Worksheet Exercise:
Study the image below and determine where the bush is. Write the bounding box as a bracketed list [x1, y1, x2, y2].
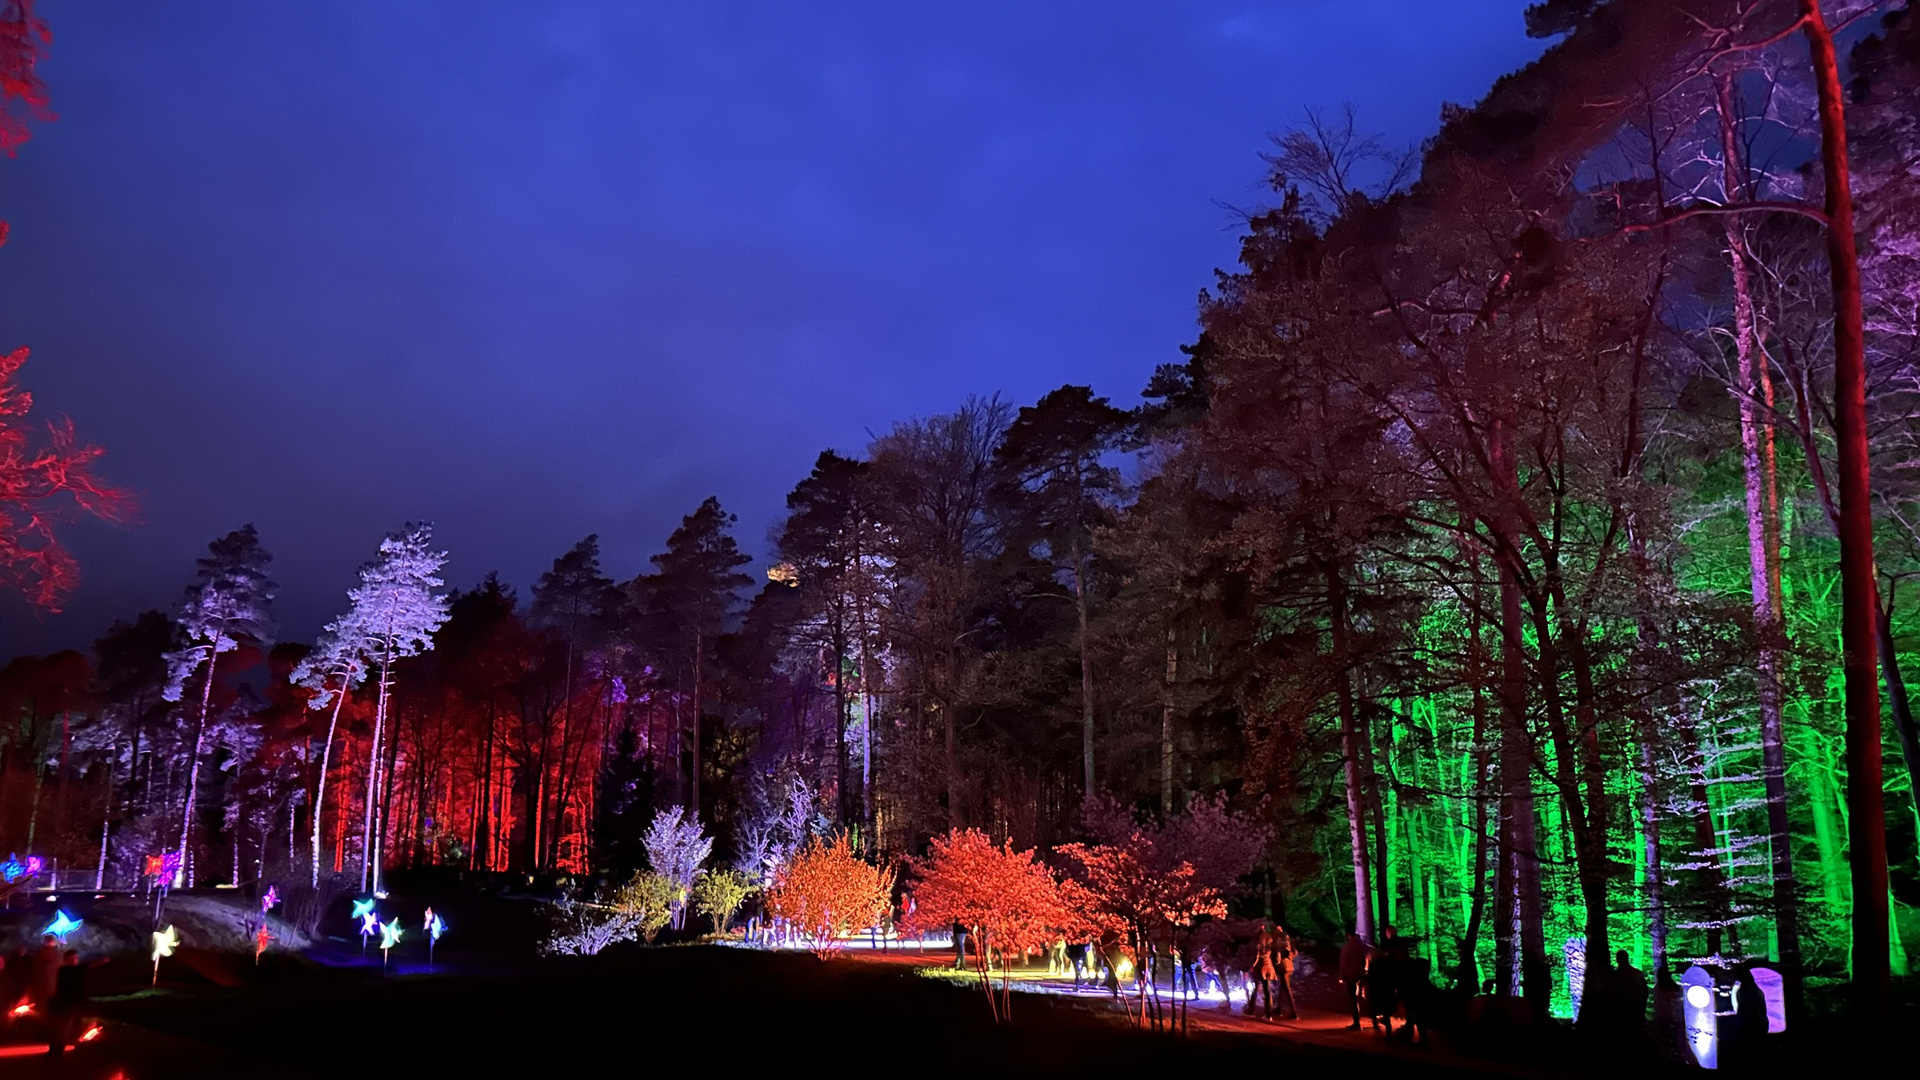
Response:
[692, 868, 756, 934]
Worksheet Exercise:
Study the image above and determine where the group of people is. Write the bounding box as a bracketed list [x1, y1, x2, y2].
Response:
[1338, 925, 1434, 1040]
[1, 933, 96, 1054]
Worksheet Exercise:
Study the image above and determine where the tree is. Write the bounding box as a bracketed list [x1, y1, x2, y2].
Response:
[635, 497, 752, 818]
[777, 451, 887, 838]
[306, 524, 448, 893]
[289, 623, 368, 887]
[994, 386, 1130, 799]
[764, 834, 894, 954]
[530, 535, 617, 869]
[904, 827, 1076, 1022]
[691, 867, 755, 934]
[642, 803, 711, 929]
[163, 526, 275, 887]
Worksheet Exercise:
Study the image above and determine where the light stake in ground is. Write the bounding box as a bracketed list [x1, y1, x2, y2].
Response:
[43, 909, 82, 944]
[425, 908, 445, 967]
[151, 925, 179, 987]
[379, 918, 403, 969]
[255, 923, 271, 965]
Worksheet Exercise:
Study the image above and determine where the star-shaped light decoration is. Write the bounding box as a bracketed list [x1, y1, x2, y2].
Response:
[255, 923, 272, 964]
[361, 912, 378, 937]
[425, 909, 446, 966]
[379, 917, 403, 969]
[350, 897, 376, 921]
[262, 885, 280, 913]
[151, 924, 180, 986]
[43, 909, 83, 943]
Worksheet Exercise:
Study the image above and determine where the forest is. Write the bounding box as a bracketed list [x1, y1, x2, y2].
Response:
[3, 0, 1920, 1029]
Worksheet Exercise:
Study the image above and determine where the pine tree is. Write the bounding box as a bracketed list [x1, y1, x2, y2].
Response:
[163, 525, 276, 887]
[300, 524, 448, 893]
[634, 497, 751, 819]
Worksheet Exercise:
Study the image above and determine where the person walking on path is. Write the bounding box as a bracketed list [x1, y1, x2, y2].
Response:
[1249, 927, 1280, 1020]
[1274, 927, 1299, 1020]
[1339, 931, 1371, 1030]
[47, 950, 92, 1056]
[950, 920, 969, 970]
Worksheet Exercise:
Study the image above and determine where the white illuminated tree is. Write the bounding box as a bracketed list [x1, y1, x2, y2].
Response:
[290, 625, 369, 886]
[311, 524, 449, 894]
[164, 525, 276, 887]
[643, 804, 712, 929]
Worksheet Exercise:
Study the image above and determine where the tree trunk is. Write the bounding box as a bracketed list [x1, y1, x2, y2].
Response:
[1801, 0, 1888, 1028]
[360, 656, 393, 893]
[1327, 565, 1375, 943]
[309, 685, 350, 887]
[1161, 627, 1177, 815]
[174, 647, 217, 888]
[691, 630, 703, 819]
[1717, 67, 1803, 1019]
[1074, 536, 1095, 800]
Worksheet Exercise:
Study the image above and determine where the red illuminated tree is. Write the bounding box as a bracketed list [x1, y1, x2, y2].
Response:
[0, 3, 128, 614]
[763, 833, 893, 955]
[903, 828, 1077, 1022]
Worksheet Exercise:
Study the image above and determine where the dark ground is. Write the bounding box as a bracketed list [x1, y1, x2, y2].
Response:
[0, 882, 1902, 1080]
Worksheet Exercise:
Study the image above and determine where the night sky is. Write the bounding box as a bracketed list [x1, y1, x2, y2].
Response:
[0, 1, 1547, 655]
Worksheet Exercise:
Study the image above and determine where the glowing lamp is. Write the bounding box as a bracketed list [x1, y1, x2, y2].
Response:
[1680, 964, 1718, 1070]
[10, 1002, 31, 1017]
[44, 910, 83, 943]
[79, 1025, 102, 1043]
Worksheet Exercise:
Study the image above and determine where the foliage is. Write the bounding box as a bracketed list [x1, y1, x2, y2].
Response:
[0, 348, 131, 612]
[643, 804, 712, 927]
[904, 828, 1079, 1021]
[691, 868, 756, 934]
[764, 834, 894, 954]
[614, 871, 678, 944]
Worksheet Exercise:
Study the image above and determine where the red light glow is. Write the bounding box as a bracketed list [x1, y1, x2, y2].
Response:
[80, 1024, 103, 1042]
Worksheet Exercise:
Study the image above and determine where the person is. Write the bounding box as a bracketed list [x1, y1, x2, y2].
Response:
[1613, 949, 1648, 1039]
[1338, 931, 1371, 1030]
[1273, 927, 1298, 1020]
[950, 920, 968, 970]
[1725, 966, 1770, 1070]
[1365, 937, 1401, 1037]
[28, 935, 60, 1007]
[47, 950, 89, 1056]
[1651, 962, 1683, 1055]
[1250, 927, 1280, 1020]
[1065, 941, 1090, 988]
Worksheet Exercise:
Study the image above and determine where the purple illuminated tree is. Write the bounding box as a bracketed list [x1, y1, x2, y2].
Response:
[642, 804, 711, 929]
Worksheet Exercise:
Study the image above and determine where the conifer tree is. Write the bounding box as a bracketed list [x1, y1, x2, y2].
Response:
[163, 525, 276, 886]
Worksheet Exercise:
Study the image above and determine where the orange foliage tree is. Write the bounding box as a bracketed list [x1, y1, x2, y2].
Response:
[764, 834, 893, 955]
[902, 828, 1079, 1022]
[1059, 833, 1225, 1027]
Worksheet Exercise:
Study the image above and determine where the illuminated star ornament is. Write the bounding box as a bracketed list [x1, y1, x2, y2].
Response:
[379, 918, 403, 968]
[262, 885, 280, 913]
[350, 897, 376, 921]
[255, 923, 272, 965]
[425, 908, 446, 966]
[151, 925, 180, 986]
[44, 909, 83, 943]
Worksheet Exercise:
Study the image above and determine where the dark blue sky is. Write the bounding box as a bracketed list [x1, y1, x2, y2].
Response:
[0, 1, 1547, 654]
